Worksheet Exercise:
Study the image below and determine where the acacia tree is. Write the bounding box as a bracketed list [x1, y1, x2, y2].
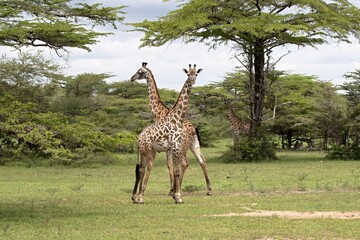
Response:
[341, 69, 360, 154]
[130, 0, 360, 138]
[268, 74, 320, 148]
[314, 81, 347, 150]
[0, 51, 65, 107]
[0, 0, 125, 54]
[343, 69, 360, 107]
[0, 1, 127, 161]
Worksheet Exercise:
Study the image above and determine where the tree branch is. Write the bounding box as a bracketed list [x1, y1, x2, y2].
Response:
[262, 94, 293, 122]
[270, 2, 293, 14]
[255, 0, 261, 13]
[269, 50, 291, 70]
[233, 54, 250, 71]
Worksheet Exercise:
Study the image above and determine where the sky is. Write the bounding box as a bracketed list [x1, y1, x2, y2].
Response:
[5, 0, 360, 91]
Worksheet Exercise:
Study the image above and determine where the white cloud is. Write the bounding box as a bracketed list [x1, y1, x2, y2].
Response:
[61, 31, 238, 90]
[274, 42, 360, 84]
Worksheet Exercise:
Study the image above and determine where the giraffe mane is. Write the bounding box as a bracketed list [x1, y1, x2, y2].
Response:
[146, 67, 170, 111]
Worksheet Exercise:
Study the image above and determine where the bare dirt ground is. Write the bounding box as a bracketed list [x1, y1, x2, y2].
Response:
[209, 210, 360, 219]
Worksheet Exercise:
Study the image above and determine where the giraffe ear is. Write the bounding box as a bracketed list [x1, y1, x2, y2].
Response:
[197, 68, 203, 73]
[183, 69, 188, 74]
[142, 62, 148, 67]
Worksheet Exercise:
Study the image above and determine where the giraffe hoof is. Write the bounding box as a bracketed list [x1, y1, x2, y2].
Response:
[131, 196, 138, 204]
[174, 195, 183, 204]
[206, 191, 213, 196]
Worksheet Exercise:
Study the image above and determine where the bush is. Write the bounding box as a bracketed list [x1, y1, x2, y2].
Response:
[326, 145, 360, 160]
[0, 97, 137, 164]
[222, 136, 277, 162]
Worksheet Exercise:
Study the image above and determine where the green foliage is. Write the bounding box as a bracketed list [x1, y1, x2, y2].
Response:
[0, 96, 137, 163]
[63, 73, 111, 98]
[268, 74, 325, 148]
[132, 0, 360, 48]
[0, 51, 64, 106]
[49, 95, 93, 116]
[222, 136, 277, 163]
[343, 69, 360, 105]
[0, 52, 154, 164]
[0, 0, 125, 53]
[313, 81, 348, 149]
[326, 145, 360, 161]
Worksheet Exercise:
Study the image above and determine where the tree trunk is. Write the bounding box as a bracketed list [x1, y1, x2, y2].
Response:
[249, 40, 265, 139]
[287, 131, 293, 149]
[281, 134, 285, 149]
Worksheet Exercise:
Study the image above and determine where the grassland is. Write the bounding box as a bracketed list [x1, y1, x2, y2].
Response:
[0, 139, 359, 239]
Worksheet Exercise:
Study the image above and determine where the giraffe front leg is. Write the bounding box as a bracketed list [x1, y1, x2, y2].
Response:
[142, 157, 155, 194]
[172, 153, 183, 204]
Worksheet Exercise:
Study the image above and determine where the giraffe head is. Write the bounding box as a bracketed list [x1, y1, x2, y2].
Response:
[183, 64, 202, 85]
[222, 96, 234, 110]
[130, 62, 150, 81]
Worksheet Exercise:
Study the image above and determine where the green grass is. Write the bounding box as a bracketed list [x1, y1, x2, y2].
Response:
[0, 139, 359, 239]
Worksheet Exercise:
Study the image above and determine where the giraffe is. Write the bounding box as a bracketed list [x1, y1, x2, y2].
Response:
[132, 64, 202, 204]
[130, 62, 212, 196]
[224, 98, 250, 154]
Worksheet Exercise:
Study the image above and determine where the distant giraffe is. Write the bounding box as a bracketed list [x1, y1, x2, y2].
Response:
[132, 64, 202, 204]
[130, 62, 212, 196]
[224, 98, 250, 153]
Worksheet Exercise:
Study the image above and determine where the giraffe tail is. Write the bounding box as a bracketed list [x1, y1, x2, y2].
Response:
[136, 143, 140, 165]
[136, 143, 141, 178]
[195, 127, 202, 146]
[135, 163, 140, 182]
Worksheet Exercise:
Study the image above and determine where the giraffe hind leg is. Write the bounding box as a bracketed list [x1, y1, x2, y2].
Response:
[135, 151, 156, 204]
[141, 157, 155, 196]
[190, 136, 212, 196]
[131, 161, 147, 204]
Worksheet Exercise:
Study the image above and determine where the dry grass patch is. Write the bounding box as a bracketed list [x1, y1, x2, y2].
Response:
[209, 210, 360, 219]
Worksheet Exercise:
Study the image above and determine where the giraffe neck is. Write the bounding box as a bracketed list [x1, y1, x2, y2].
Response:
[146, 69, 169, 121]
[168, 76, 193, 122]
[227, 109, 241, 126]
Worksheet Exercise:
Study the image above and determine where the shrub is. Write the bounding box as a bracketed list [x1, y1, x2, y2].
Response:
[0, 97, 137, 164]
[326, 145, 360, 160]
[222, 136, 277, 162]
